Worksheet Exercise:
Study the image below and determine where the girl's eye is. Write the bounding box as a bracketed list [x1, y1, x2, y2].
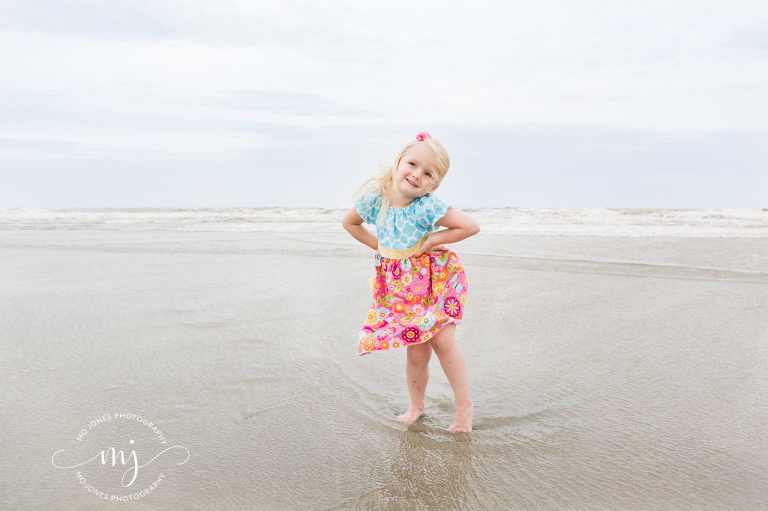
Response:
[425, 172, 432, 178]
[409, 162, 416, 167]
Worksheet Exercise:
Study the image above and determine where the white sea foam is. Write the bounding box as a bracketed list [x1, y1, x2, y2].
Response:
[0, 207, 766, 237]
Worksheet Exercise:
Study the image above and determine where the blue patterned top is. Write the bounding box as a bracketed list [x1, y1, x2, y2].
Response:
[355, 192, 451, 249]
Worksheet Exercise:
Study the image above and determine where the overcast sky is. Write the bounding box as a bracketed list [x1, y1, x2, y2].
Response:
[1, 0, 767, 208]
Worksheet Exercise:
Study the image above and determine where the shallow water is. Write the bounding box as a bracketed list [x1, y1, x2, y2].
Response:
[2, 228, 768, 510]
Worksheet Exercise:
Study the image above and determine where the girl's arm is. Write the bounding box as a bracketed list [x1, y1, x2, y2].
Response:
[415, 209, 480, 256]
[342, 207, 378, 251]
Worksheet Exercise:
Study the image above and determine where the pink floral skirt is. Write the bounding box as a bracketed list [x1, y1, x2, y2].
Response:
[357, 246, 468, 356]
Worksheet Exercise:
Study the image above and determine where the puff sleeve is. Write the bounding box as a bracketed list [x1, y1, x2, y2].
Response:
[414, 194, 450, 229]
[354, 193, 381, 225]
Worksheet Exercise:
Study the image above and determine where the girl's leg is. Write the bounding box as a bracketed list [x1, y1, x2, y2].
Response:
[429, 324, 473, 433]
[396, 341, 432, 424]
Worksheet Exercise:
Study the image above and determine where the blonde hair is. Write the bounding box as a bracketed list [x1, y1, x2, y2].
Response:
[352, 134, 450, 230]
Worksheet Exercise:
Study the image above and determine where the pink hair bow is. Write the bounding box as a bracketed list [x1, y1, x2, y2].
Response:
[415, 131, 432, 141]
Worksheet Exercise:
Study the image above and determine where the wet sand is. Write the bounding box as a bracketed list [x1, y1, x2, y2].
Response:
[2, 229, 768, 510]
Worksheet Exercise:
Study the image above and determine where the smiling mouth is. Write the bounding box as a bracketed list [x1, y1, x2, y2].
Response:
[406, 179, 418, 187]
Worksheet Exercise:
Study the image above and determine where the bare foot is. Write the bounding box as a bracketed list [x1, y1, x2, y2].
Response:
[396, 404, 424, 425]
[448, 401, 473, 433]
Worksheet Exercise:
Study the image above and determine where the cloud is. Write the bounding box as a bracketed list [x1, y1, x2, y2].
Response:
[0, 0, 381, 65]
[0, 0, 176, 39]
[2, 0, 768, 130]
[726, 25, 768, 51]
[191, 90, 377, 117]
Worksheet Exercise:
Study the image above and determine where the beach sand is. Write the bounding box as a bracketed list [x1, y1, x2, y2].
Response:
[2, 229, 768, 510]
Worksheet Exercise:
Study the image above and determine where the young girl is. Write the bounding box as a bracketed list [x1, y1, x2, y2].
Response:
[342, 131, 480, 434]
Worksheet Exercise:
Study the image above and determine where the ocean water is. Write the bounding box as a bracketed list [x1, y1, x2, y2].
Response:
[2, 210, 768, 510]
[1, 207, 767, 237]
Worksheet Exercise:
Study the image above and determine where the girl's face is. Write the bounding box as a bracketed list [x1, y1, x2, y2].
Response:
[392, 144, 440, 202]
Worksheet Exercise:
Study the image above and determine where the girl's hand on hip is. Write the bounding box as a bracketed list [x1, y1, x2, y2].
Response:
[414, 238, 445, 257]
